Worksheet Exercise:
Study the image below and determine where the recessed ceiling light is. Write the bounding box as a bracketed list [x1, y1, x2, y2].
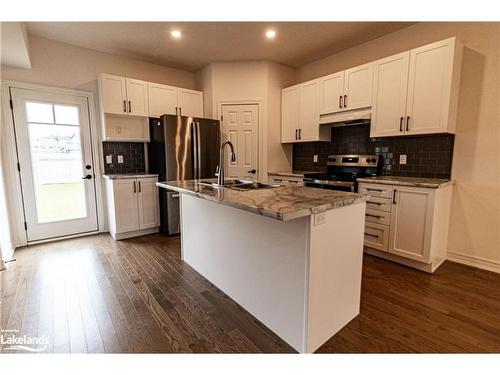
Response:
[265, 30, 276, 39]
[171, 30, 182, 39]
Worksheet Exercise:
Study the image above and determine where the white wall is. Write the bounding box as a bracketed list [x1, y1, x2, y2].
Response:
[295, 22, 500, 270]
[195, 60, 294, 178]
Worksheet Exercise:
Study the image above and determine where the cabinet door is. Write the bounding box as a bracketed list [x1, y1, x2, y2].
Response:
[319, 72, 344, 114]
[389, 187, 434, 262]
[148, 82, 178, 117]
[178, 88, 204, 117]
[298, 80, 321, 141]
[137, 178, 159, 229]
[126, 78, 149, 117]
[100, 74, 127, 115]
[344, 63, 373, 110]
[281, 86, 299, 143]
[405, 39, 455, 135]
[113, 179, 140, 233]
[370, 52, 410, 137]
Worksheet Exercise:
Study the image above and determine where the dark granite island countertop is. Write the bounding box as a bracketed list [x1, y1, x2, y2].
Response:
[157, 179, 366, 221]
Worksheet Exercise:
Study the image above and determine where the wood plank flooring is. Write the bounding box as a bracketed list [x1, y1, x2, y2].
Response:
[1, 233, 500, 353]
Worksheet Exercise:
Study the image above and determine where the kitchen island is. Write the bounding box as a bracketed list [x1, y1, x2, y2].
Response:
[157, 179, 366, 353]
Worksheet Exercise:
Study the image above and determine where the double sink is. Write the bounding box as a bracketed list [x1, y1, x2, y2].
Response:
[199, 179, 280, 191]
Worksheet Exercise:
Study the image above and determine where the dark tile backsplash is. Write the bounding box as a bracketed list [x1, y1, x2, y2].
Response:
[102, 142, 146, 174]
[293, 124, 454, 179]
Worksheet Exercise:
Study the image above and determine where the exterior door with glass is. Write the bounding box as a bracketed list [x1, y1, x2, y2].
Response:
[10, 88, 98, 242]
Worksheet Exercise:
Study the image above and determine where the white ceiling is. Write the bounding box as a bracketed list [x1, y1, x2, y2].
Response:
[26, 22, 414, 71]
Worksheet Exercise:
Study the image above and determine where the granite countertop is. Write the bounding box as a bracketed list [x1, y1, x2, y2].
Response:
[268, 171, 314, 178]
[157, 179, 366, 221]
[103, 173, 159, 180]
[357, 176, 453, 188]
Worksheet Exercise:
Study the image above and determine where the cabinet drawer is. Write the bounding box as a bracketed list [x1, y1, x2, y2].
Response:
[269, 175, 304, 186]
[365, 208, 391, 226]
[366, 196, 392, 212]
[364, 223, 389, 252]
[358, 183, 393, 198]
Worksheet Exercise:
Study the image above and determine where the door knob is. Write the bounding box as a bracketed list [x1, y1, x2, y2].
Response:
[82, 175, 92, 180]
[248, 169, 256, 174]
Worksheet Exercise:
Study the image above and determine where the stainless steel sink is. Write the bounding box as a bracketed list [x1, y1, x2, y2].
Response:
[228, 181, 280, 191]
[198, 179, 280, 190]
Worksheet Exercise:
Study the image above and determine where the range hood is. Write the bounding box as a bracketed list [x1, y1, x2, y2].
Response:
[319, 108, 371, 127]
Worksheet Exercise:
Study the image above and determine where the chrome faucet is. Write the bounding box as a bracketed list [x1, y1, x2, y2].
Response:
[216, 141, 236, 186]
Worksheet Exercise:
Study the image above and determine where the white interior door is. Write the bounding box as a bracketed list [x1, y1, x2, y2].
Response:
[10, 88, 99, 242]
[221, 104, 259, 180]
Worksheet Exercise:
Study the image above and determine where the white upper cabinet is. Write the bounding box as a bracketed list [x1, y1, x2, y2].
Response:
[177, 88, 204, 118]
[281, 81, 330, 143]
[371, 37, 462, 137]
[405, 37, 462, 135]
[319, 63, 373, 115]
[281, 85, 300, 143]
[148, 82, 178, 117]
[344, 63, 373, 110]
[100, 74, 127, 115]
[100, 74, 149, 117]
[125, 78, 149, 117]
[299, 80, 322, 141]
[370, 52, 410, 137]
[319, 72, 344, 114]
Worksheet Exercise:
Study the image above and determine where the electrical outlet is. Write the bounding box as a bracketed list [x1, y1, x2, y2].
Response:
[399, 154, 407, 165]
[313, 154, 318, 163]
[105, 155, 113, 164]
[314, 212, 327, 226]
[117, 155, 124, 164]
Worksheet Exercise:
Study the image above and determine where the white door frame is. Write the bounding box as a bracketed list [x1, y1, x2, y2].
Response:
[1, 80, 105, 247]
[217, 99, 264, 181]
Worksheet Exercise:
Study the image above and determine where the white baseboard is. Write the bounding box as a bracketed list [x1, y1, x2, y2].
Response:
[447, 251, 500, 274]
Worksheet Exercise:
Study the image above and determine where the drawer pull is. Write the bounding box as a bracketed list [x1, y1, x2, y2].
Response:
[366, 213, 382, 219]
[364, 232, 379, 239]
[366, 188, 384, 192]
[368, 201, 383, 206]
[393, 189, 397, 204]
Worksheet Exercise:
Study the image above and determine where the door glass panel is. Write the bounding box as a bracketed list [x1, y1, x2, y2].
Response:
[25, 101, 87, 223]
[26, 102, 54, 123]
[54, 104, 79, 125]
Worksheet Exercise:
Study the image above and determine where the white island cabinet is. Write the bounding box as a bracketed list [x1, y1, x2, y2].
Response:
[157, 180, 366, 353]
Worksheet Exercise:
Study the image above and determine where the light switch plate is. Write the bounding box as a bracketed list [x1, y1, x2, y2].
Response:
[314, 212, 327, 226]
[105, 155, 113, 164]
[399, 154, 407, 165]
[117, 155, 124, 164]
[313, 154, 318, 163]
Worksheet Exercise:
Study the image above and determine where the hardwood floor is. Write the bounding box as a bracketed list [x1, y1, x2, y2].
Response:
[1, 233, 499, 353]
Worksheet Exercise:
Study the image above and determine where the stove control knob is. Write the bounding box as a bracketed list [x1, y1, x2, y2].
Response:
[370, 158, 377, 163]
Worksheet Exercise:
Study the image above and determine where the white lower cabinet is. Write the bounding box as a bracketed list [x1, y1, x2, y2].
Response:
[359, 182, 452, 273]
[105, 176, 159, 240]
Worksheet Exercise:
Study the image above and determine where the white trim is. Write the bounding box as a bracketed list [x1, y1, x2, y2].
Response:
[26, 230, 101, 246]
[217, 99, 265, 181]
[447, 251, 500, 274]
[1, 80, 106, 248]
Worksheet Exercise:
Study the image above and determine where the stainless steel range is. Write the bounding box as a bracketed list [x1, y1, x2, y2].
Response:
[303, 154, 381, 192]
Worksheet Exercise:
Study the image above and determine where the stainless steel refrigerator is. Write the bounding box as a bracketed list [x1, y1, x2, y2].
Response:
[148, 115, 220, 235]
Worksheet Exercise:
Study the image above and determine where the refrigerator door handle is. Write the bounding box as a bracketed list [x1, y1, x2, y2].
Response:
[192, 121, 199, 180]
[196, 122, 202, 180]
